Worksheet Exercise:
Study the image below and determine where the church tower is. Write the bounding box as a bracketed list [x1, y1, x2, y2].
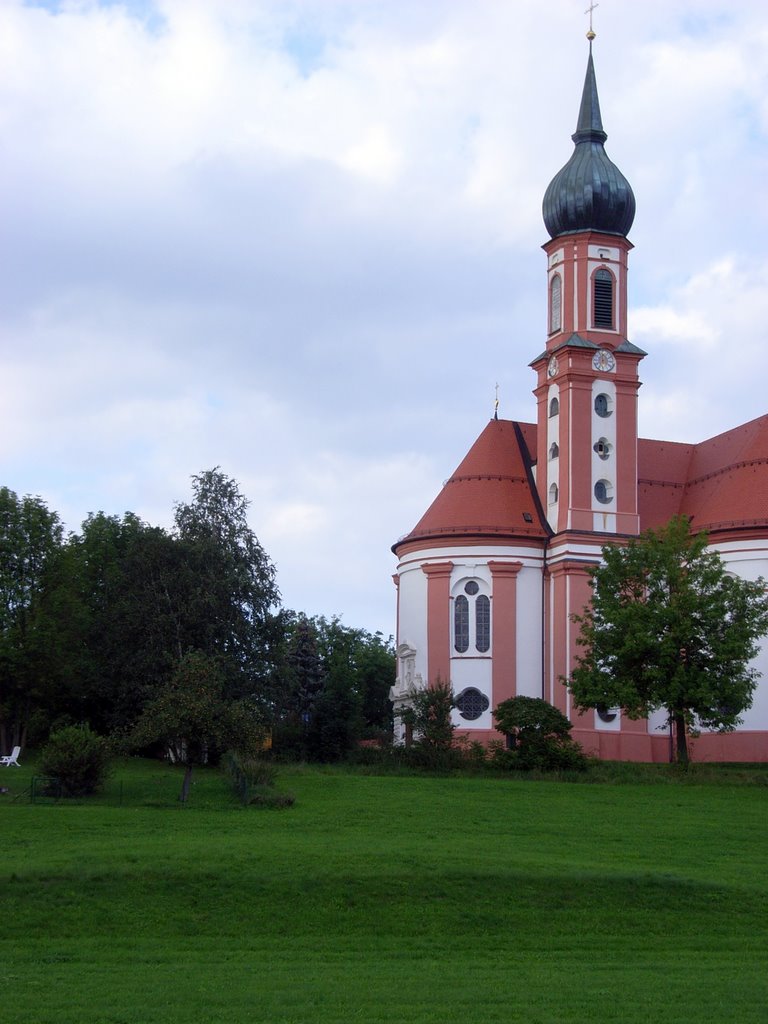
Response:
[532, 41, 644, 538]
[532, 38, 647, 731]
[391, 33, 768, 762]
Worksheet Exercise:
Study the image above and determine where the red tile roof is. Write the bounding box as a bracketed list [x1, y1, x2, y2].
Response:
[680, 414, 768, 533]
[638, 415, 768, 533]
[395, 413, 768, 555]
[393, 419, 548, 554]
[638, 438, 694, 530]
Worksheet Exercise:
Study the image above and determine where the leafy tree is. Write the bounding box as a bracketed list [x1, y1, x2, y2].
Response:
[132, 651, 267, 803]
[36, 514, 193, 735]
[0, 487, 63, 751]
[22, 472, 281, 741]
[494, 696, 586, 771]
[567, 516, 768, 765]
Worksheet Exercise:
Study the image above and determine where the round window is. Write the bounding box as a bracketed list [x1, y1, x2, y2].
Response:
[464, 581, 480, 596]
[594, 479, 613, 504]
[455, 687, 490, 721]
[594, 393, 613, 418]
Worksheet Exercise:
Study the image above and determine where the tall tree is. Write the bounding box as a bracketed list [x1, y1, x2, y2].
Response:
[567, 516, 768, 764]
[0, 487, 63, 752]
[173, 469, 280, 700]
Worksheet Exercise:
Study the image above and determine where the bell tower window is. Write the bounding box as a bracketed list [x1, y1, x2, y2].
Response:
[549, 397, 559, 417]
[593, 269, 614, 329]
[549, 273, 562, 333]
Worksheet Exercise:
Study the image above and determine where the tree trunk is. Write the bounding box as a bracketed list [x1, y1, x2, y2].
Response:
[673, 712, 689, 767]
[179, 763, 193, 803]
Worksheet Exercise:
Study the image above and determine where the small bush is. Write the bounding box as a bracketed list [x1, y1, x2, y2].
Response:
[494, 697, 587, 772]
[225, 751, 278, 787]
[224, 750, 295, 806]
[487, 740, 520, 771]
[39, 724, 111, 797]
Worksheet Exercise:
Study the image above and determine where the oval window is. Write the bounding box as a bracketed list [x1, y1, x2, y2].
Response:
[594, 393, 612, 418]
[594, 479, 613, 504]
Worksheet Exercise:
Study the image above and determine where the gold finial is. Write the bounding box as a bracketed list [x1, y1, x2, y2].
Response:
[585, 1, 598, 40]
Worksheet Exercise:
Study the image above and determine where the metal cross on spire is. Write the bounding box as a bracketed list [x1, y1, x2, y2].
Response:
[494, 382, 499, 421]
[585, 1, 598, 41]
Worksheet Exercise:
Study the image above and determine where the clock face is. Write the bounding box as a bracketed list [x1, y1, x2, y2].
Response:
[547, 355, 559, 378]
[592, 349, 616, 373]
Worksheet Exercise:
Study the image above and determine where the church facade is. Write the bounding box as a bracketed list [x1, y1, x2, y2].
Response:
[391, 44, 768, 762]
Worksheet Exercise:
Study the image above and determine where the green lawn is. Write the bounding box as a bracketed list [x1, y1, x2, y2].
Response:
[1, 759, 766, 1023]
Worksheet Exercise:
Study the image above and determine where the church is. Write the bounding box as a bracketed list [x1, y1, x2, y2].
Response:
[390, 39, 768, 762]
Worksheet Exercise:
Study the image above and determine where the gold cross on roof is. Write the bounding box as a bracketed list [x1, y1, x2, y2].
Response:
[585, 1, 598, 40]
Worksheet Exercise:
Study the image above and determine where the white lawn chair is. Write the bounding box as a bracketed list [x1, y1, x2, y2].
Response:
[0, 746, 21, 767]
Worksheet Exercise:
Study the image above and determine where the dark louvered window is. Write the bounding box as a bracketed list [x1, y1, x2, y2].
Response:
[549, 397, 559, 417]
[593, 269, 614, 328]
[475, 595, 490, 653]
[454, 595, 469, 653]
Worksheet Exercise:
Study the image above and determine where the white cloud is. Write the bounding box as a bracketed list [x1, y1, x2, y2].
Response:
[2, 0, 767, 632]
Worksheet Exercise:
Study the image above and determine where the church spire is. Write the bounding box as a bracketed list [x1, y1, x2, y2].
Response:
[542, 40, 635, 240]
[573, 46, 607, 144]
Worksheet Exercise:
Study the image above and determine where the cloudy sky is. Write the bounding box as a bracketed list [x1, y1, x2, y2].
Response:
[2, 0, 767, 635]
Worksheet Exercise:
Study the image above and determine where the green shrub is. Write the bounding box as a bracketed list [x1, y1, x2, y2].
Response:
[224, 751, 295, 806]
[493, 697, 588, 772]
[487, 739, 521, 771]
[39, 724, 111, 797]
[400, 679, 456, 762]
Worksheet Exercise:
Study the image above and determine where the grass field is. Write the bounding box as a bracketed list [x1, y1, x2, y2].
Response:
[1, 758, 766, 1023]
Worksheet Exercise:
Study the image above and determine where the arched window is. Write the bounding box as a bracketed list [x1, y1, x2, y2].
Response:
[549, 274, 562, 333]
[593, 269, 614, 329]
[453, 580, 491, 655]
[549, 397, 559, 417]
[454, 595, 469, 653]
[549, 483, 559, 504]
[549, 442, 559, 460]
[476, 595, 490, 653]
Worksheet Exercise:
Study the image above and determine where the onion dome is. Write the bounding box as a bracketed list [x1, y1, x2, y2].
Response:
[542, 46, 635, 239]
